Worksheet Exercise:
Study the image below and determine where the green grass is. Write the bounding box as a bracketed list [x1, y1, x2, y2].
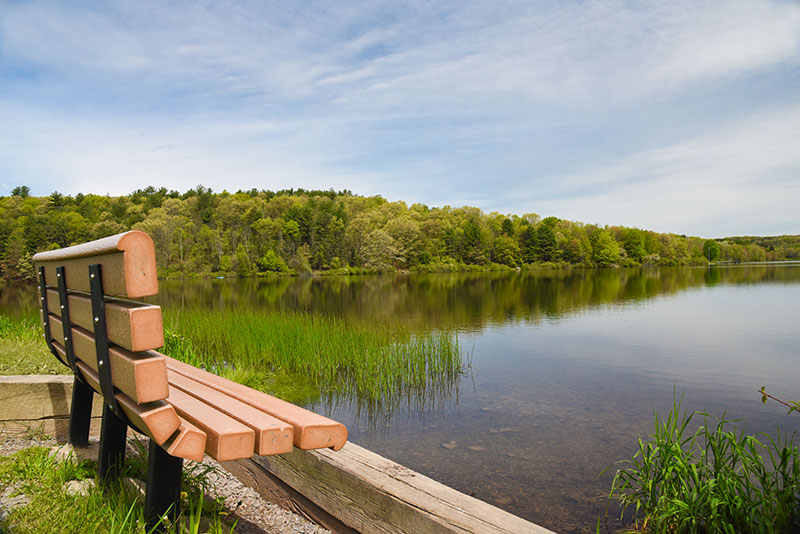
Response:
[606, 396, 800, 533]
[0, 312, 67, 375]
[0, 307, 468, 415]
[162, 308, 468, 411]
[0, 443, 236, 534]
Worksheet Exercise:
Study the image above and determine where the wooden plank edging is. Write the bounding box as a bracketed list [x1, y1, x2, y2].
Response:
[0, 375, 103, 439]
[226, 442, 555, 534]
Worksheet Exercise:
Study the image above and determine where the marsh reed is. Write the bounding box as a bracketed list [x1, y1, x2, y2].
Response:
[162, 308, 468, 410]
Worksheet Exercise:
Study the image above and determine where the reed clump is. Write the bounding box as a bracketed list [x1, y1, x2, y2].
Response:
[162, 308, 468, 409]
[607, 396, 800, 533]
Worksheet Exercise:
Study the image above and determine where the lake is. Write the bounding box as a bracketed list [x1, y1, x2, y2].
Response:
[4, 264, 800, 532]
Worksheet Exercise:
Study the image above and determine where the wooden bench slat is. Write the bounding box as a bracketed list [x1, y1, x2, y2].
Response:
[56, 352, 181, 445]
[163, 355, 347, 451]
[162, 418, 207, 462]
[33, 230, 158, 298]
[43, 288, 164, 352]
[167, 369, 294, 456]
[48, 315, 169, 404]
[167, 386, 256, 462]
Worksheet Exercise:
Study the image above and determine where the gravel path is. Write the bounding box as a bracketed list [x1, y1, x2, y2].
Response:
[0, 437, 331, 534]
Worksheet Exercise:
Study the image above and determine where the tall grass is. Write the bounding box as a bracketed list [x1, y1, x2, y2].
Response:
[607, 396, 800, 533]
[162, 308, 468, 415]
[0, 311, 66, 375]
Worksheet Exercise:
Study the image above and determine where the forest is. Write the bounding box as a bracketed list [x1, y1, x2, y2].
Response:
[1, 185, 798, 280]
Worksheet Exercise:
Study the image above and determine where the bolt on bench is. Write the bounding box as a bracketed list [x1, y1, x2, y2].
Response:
[32, 231, 347, 530]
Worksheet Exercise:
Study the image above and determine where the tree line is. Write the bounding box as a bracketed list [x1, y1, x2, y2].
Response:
[1, 185, 798, 280]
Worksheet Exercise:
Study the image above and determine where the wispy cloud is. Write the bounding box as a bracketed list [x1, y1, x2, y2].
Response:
[515, 103, 800, 237]
[1, 0, 798, 236]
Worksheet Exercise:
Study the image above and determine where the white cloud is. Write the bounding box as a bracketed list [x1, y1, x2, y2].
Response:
[1, 0, 798, 236]
[517, 103, 800, 237]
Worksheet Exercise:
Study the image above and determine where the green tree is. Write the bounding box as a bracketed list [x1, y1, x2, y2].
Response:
[258, 250, 289, 273]
[11, 185, 30, 198]
[361, 229, 397, 271]
[703, 239, 721, 262]
[591, 228, 620, 266]
[493, 235, 521, 267]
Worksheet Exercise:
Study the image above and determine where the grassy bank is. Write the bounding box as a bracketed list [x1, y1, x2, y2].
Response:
[0, 312, 65, 375]
[0, 443, 234, 534]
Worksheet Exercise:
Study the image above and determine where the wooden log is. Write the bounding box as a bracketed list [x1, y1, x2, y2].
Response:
[0, 375, 103, 440]
[44, 288, 164, 352]
[69, 356, 180, 445]
[33, 231, 158, 298]
[168, 370, 293, 456]
[237, 442, 555, 534]
[49, 315, 169, 404]
[163, 355, 347, 451]
[166, 386, 255, 462]
[161, 417, 207, 462]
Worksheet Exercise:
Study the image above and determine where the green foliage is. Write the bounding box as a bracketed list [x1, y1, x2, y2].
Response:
[0, 313, 66, 375]
[703, 239, 721, 262]
[607, 396, 800, 533]
[257, 250, 289, 273]
[161, 309, 468, 413]
[0, 186, 794, 280]
[591, 228, 621, 266]
[0, 445, 236, 534]
[759, 387, 800, 415]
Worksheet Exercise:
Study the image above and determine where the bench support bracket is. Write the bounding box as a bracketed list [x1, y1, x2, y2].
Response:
[145, 439, 183, 533]
[97, 403, 127, 483]
[69, 376, 94, 447]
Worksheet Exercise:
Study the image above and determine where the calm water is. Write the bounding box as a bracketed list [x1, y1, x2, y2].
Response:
[4, 265, 800, 532]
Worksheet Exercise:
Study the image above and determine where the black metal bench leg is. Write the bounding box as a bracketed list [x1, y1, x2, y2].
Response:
[68, 376, 94, 447]
[97, 403, 127, 483]
[145, 440, 183, 532]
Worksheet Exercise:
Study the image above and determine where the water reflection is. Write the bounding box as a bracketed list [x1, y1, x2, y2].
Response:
[143, 264, 800, 332]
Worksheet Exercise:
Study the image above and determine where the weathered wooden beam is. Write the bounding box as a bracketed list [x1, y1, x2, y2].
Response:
[44, 288, 164, 352]
[0, 375, 103, 439]
[163, 355, 347, 451]
[230, 442, 555, 534]
[168, 370, 293, 456]
[70, 356, 180, 446]
[167, 386, 255, 462]
[48, 316, 169, 403]
[33, 230, 158, 298]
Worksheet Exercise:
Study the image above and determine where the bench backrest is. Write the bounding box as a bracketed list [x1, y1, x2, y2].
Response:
[32, 231, 187, 450]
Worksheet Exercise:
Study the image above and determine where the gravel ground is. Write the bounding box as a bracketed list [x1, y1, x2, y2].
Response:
[0, 437, 331, 534]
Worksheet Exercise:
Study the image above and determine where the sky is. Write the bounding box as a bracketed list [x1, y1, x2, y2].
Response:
[1, 1, 799, 238]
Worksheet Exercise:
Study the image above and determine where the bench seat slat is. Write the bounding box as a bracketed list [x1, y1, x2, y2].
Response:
[56, 353, 181, 445]
[43, 288, 164, 352]
[161, 418, 207, 462]
[33, 230, 158, 298]
[167, 370, 293, 456]
[48, 315, 169, 404]
[163, 355, 347, 451]
[167, 386, 256, 462]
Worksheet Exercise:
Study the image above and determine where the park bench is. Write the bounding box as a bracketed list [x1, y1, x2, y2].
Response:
[32, 230, 347, 530]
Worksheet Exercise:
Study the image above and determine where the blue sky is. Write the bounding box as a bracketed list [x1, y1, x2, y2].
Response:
[1, 0, 799, 238]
